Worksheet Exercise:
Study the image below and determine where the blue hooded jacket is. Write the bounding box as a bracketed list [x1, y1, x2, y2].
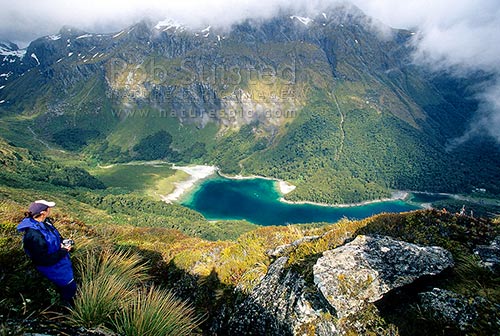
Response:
[17, 217, 74, 287]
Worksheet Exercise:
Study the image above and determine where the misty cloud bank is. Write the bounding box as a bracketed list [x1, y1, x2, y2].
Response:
[1, 0, 500, 145]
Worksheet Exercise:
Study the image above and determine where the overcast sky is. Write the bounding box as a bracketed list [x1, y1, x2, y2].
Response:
[1, 0, 500, 144]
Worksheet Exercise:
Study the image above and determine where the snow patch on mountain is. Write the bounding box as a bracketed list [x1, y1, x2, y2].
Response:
[3, 56, 17, 63]
[290, 16, 313, 26]
[202, 25, 211, 37]
[31, 53, 40, 65]
[113, 31, 125, 39]
[47, 34, 61, 41]
[155, 19, 184, 32]
[76, 34, 93, 39]
[0, 46, 26, 58]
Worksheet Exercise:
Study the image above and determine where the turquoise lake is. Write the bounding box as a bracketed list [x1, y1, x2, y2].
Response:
[182, 176, 421, 226]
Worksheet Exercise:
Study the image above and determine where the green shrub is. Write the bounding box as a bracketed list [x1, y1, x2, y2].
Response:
[112, 286, 201, 336]
[52, 128, 100, 150]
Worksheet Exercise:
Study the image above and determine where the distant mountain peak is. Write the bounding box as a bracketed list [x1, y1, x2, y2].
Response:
[0, 40, 25, 59]
[154, 18, 185, 32]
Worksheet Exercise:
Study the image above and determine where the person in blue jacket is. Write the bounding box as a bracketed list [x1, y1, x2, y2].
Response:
[17, 200, 77, 305]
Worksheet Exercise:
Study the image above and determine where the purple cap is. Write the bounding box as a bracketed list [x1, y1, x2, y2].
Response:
[28, 200, 56, 216]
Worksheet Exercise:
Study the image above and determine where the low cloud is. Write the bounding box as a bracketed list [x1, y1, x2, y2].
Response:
[353, 0, 500, 146]
[1, 0, 499, 145]
[0, 0, 317, 44]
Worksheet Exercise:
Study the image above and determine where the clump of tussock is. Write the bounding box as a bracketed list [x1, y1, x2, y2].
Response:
[69, 247, 200, 335]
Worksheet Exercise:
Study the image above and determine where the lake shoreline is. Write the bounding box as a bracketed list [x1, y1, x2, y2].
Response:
[279, 191, 410, 208]
[217, 171, 297, 195]
[163, 166, 415, 208]
[180, 170, 420, 225]
[160, 165, 218, 204]
[208, 170, 413, 208]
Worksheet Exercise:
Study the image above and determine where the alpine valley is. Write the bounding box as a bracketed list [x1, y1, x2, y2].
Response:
[2, 4, 500, 204]
[0, 4, 499, 336]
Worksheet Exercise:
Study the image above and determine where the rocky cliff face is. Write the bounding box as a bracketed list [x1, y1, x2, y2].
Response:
[0, 5, 439, 131]
[0, 41, 26, 84]
[418, 288, 498, 333]
[474, 235, 500, 272]
[226, 235, 454, 335]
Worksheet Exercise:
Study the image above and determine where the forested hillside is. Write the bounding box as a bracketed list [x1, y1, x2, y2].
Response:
[1, 5, 500, 203]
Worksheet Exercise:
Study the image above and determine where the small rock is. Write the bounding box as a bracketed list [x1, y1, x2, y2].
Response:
[474, 236, 500, 272]
[418, 288, 487, 332]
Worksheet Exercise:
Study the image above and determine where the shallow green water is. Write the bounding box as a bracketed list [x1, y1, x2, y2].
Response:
[182, 176, 421, 226]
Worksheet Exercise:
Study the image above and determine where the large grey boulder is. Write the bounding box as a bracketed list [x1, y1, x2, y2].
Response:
[313, 235, 454, 317]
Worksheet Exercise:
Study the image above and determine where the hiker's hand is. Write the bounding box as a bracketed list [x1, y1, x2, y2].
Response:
[61, 244, 73, 252]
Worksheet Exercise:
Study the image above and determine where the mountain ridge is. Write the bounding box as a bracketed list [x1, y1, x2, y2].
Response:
[1, 5, 500, 204]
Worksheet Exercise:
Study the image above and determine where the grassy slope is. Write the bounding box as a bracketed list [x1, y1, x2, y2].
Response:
[1, 191, 498, 334]
[90, 163, 184, 197]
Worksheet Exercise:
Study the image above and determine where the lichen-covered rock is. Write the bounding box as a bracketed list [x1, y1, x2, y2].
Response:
[474, 236, 500, 272]
[418, 288, 494, 332]
[227, 256, 337, 336]
[313, 235, 454, 318]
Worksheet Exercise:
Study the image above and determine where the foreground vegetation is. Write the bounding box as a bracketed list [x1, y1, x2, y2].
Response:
[1, 15, 500, 335]
[1, 189, 498, 335]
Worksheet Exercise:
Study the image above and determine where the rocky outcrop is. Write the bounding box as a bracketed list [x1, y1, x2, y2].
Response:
[226, 234, 454, 335]
[227, 256, 337, 336]
[418, 288, 499, 332]
[474, 235, 500, 272]
[313, 235, 454, 318]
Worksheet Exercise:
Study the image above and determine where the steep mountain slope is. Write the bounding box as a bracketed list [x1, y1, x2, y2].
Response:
[1, 5, 499, 203]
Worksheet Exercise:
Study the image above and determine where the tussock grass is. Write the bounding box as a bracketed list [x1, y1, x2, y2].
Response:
[69, 247, 200, 335]
[112, 286, 201, 336]
[77, 247, 150, 285]
[69, 274, 131, 328]
[69, 248, 149, 328]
